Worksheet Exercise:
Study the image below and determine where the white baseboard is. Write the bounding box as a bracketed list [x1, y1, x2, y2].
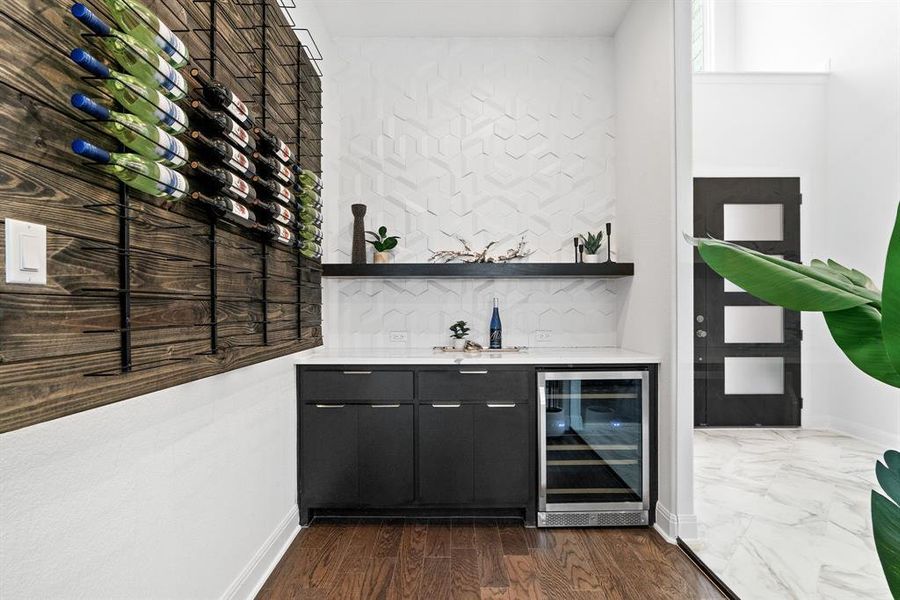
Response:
[802, 419, 897, 450]
[223, 505, 300, 600]
[655, 503, 698, 541]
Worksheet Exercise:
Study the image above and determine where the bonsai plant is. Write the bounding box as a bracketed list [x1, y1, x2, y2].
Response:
[580, 231, 605, 263]
[449, 320, 470, 350]
[366, 226, 400, 263]
[686, 202, 900, 598]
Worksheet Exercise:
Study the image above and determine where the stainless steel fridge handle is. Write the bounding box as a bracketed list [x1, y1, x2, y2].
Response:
[537, 381, 548, 512]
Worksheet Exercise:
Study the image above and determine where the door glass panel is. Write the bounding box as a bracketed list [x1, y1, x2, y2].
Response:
[723, 204, 784, 241]
[724, 306, 784, 343]
[724, 255, 784, 292]
[724, 357, 784, 394]
[543, 376, 643, 506]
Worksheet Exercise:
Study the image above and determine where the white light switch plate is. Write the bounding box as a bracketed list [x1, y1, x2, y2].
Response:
[5, 219, 47, 285]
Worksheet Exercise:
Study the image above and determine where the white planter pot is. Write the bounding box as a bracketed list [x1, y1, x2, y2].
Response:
[451, 338, 466, 350]
[583, 253, 603, 263]
[373, 251, 392, 264]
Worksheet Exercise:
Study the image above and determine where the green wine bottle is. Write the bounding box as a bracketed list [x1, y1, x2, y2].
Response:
[71, 93, 188, 168]
[298, 222, 322, 242]
[295, 187, 320, 208]
[297, 204, 321, 223]
[72, 139, 189, 201]
[72, 4, 187, 100]
[293, 166, 321, 191]
[98, 0, 189, 68]
[70, 48, 188, 134]
[297, 240, 322, 259]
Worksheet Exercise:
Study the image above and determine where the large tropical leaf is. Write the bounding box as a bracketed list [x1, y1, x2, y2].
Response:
[687, 236, 880, 311]
[823, 306, 900, 388]
[874, 450, 900, 599]
[882, 203, 900, 376]
[827, 259, 880, 292]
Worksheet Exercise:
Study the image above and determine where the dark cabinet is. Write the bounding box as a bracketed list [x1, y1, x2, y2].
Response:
[301, 404, 358, 505]
[418, 403, 475, 504]
[474, 402, 531, 504]
[300, 369, 414, 402]
[418, 369, 531, 402]
[358, 405, 415, 505]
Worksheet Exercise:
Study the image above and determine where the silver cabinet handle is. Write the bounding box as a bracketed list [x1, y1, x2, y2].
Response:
[315, 404, 346, 408]
[370, 404, 400, 408]
[459, 370, 488, 375]
[432, 403, 462, 408]
[487, 403, 516, 408]
[342, 370, 372, 375]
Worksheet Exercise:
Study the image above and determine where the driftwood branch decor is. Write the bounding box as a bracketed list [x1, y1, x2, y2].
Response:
[429, 237, 535, 263]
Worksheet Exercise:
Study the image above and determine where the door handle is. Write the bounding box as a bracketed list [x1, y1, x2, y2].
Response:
[696, 329, 707, 338]
[370, 404, 400, 408]
[315, 404, 345, 408]
[459, 370, 488, 375]
[487, 403, 516, 408]
[342, 370, 372, 375]
[431, 403, 462, 408]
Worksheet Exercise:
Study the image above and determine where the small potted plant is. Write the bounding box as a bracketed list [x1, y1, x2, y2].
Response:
[580, 231, 605, 263]
[449, 320, 470, 350]
[366, 226, 400, 263]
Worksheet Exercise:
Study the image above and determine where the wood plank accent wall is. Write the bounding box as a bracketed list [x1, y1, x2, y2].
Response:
[0, 0, 323, 433]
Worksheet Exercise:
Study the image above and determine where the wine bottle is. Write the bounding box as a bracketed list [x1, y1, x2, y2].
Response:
[99, 0, 189, 68]
[298, 222, 322, 242]
[297, 203, 321, 223]
[263, 222, 296, 246]
[255, 200, 295, 227]
[294, 187, 320, 208]
[189, 161, 257, 204]
[189, 68, 255, 130]
[189, 130, 255, 180]
[293, 166, 321, 191]
[252, 175, 292, 206]
[253, 127, 293, 164]
[71, 93, 188, 168]
[252, 152, 294, 186]
[190, 100, 256, 154]
[72, 4, 187, 100]
[70, 48, 188, 134]
[489, 297, 502, 349]
[190, 191, 256, 226]
[296, 240, 322, 259]
[72, 138, 188, 201]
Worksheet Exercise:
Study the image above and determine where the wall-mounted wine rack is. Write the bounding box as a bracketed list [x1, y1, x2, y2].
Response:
[0, 0, 323, 432]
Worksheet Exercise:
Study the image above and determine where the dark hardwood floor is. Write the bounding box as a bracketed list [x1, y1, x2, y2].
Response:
[256, 520, 724, 599]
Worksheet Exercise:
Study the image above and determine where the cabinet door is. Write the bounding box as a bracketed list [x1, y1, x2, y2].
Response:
[301, 404, 358, 505]
[418, 403, 474, 504]
[358, 404, 414, 505]
[474, 402, 531, 504]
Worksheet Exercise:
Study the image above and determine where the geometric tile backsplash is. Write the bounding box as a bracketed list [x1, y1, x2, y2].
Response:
[327, 37, 619, 348]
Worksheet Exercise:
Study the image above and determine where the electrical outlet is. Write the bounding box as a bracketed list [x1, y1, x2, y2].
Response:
[535, 330, 552, 343]
[389, 331, 408, 343]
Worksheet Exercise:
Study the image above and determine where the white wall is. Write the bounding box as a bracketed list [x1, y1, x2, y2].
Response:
[0, 353, 304, 600]
[696, 0, 900, 445]
[326, 37, 619, 348]
[614, 0, 690, 537]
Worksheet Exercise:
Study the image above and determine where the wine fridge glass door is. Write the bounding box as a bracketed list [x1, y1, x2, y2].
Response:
[538, 370, 649, 513]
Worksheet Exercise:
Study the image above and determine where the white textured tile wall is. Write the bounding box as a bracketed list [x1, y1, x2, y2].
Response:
[327, 37, 619, 348]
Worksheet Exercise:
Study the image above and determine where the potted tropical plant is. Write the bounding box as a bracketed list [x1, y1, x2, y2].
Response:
[366, 226, 400, 263]
[449, 320, 470, 350]
[687, 202, 900, 598]
[580, 231, 604, 263]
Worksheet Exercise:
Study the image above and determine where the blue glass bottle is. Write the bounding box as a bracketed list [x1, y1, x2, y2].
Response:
[489, 297, 502, 349]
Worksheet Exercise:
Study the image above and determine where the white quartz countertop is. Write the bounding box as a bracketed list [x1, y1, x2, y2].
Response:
[296, 347, 660, 365]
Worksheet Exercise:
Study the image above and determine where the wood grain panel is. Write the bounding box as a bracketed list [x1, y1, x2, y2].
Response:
[0, 0, 323, 432]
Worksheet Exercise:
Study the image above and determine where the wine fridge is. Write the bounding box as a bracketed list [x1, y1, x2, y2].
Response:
[537, 370, 650, 527]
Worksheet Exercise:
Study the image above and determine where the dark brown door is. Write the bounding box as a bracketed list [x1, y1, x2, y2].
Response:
[694, 178, 802, 427]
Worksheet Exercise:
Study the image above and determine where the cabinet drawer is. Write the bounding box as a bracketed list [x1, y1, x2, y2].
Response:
[300, 369, 414, 402]
[418, 369, 531, 402]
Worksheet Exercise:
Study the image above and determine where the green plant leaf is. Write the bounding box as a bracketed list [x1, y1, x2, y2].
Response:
[873, 461, 900, 598]
[877, 459, 900, 506]
[882, 203, 900, 377]
[365, 230, 378, 238]
[823, 305, 900, 388]
[689, 236, 880, 311]
[383, 237, 398, 251]
[888, 450, 900, 472]
[827, 259, 880, 292]
[378, 225, 387, 237]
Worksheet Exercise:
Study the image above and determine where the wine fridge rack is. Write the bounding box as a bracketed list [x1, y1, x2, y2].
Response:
[71, 0, 324, 376]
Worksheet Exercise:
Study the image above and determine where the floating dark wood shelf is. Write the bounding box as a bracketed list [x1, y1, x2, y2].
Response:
[321, 262, 634, 279]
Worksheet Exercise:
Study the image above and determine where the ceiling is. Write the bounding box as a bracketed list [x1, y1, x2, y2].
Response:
[312, 0, 633, 37]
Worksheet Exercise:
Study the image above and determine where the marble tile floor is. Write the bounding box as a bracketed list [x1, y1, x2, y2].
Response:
[687, 428, 893, 600]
